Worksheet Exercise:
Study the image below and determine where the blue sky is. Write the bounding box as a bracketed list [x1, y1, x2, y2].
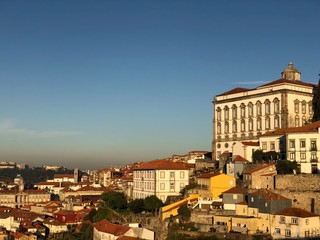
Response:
[0, 1, 319, 169]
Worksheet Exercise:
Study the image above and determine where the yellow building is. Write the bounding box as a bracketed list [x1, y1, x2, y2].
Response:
[195, 172, 235, 199]
[161, 194, 199, 220]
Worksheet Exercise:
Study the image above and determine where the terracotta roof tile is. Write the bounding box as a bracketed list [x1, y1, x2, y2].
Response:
[250, 189, 289, 200]
[243, 164, 275, 174]
[275, 207, 318, 218]
[198, 172, 221, 179]
[262, 121, 320, 136]
[218, 87, 251, 96]
[134, 159, 188, 170]
[257, 78, 317, 89]
[94, 219, 130, 236]
[223, 187, 246, 194]
[233, 155, 249, 163]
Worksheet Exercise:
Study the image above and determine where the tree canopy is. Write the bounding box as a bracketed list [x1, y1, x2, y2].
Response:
[312, 78, 320, 122]
[128, 199, 145, 214]
[252, 150, 279, 163]
[276, 160, 298, 174]
[144, 195, 163, 212]
[101, 191, 128, 209]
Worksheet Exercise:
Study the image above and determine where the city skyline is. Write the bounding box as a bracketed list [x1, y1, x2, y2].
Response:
[0, 1, 320, 169]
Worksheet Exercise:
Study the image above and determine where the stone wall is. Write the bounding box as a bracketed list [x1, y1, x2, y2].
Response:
[275, 174, 320, 214]
[275, 174, 319, 191]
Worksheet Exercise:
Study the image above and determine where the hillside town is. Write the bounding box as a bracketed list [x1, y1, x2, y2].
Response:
[0, 63, 320, 240]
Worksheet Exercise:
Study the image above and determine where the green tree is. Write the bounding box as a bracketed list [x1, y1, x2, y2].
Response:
[101, 191, 127, 209]
[83, 208, 97, 222]
[128, 199, 145, 214]
[276, 160, 298, 174]
[312, 77, 320, 122]
[179, 183, 198, 197]
[177, 205, 191, 221]
[92, 207, 111, 222]
[144, 195, 163, 213]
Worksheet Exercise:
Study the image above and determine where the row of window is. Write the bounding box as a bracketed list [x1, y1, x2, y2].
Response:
[217, 100, 312, 121]
[217, 116, 280, 134]
[289, 152, 318, 161]
[289, 139, 317, 150]
[134, 171, 186, 179]
[134, 181, 155, 190]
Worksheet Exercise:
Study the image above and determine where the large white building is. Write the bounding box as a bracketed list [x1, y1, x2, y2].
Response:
[212, 63, 317, 161]
[259, 121, 320, 173]
[132, 159, 189, 202]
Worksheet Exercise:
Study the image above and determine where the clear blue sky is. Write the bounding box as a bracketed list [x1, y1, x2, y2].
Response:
[0, 0, 319, 169]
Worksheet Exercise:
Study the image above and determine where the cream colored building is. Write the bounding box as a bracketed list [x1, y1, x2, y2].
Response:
[212, 63, 316, 161]
[272, 207, 320, 239]
[0, 190, 51, 208]
[259, 121, 320, 173]
[133, 159, 189, 202]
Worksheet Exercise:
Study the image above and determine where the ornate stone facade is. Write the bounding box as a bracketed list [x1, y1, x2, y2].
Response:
[212, 63, 316, 160]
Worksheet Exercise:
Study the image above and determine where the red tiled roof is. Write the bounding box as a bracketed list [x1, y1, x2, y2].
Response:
[218, 87, 251, 96]
[241, 141, 259, 147]
[198, 172, 221, 179]
[233, 155, 249, 163]
[243, 164, 275, 174]
[93, 219, 130, 236]
[275, 207, 318, 218]
[134, 159, 188, 170]
[223, 187, 246, 194]
[257, 78, 317, 89]
[262, 121, 320, 136]
[250, 189, 289, 200]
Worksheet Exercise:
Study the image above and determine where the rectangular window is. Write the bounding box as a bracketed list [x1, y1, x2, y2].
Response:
[291, 218, 298, 225]
[289, 140, 295, 148]
[262, 142, 267, 150]
[270, 142, 275, 151]
[170, 172, 175, 179]
[180, 171, 185, 179]
[295, 102, 299, 113]
[305, 219, 309, 225]
[275, 228, 281, 234]
[311, 152, 317, 160]
[160, 183, 165, 190]
[302, 103, 306, 114]
[170, 183, 175, 191]
[290, 152, 295, 160]
[280, 216, 285, 224]
[285, 229, 291, 237]
[300, 140, 306, 148]
[233, 194, 238, 200]
[311, 140, 317, 151]
[301, 152, 306, 160]
[160, 171, 165, 178]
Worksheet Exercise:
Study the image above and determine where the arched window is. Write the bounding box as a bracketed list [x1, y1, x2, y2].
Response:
[248, 102, 253, 117]
[274, 115, 280, 128]
[249, 118, 253, 131]
[232, 104, 237, 119]
[256, 101, 262, 116]
[225, 122, 229, 134]
[240, 103, 246, 118]
[216, 107, 221, 121]
[265, 116, 270, 129]
[273, 98, 280, 114]
[302, 116, 306, 125]
[257, 118, 262, 131]
[294, 100, 300, 114]
[241, 120, 246, 132]
[217, 122, 221, 134]
[301, 101, 306, 114]
[232, 121, 237, 133]
[265, 100, 271, 115]
[224, 106, 229, 120]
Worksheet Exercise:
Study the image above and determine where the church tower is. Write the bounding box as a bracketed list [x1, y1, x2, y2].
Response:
[281, 62, 301, 81]
[74, 168, 79, 183]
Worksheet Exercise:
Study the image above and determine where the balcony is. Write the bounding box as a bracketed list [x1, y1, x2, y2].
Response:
[310, 147, 317, 151]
